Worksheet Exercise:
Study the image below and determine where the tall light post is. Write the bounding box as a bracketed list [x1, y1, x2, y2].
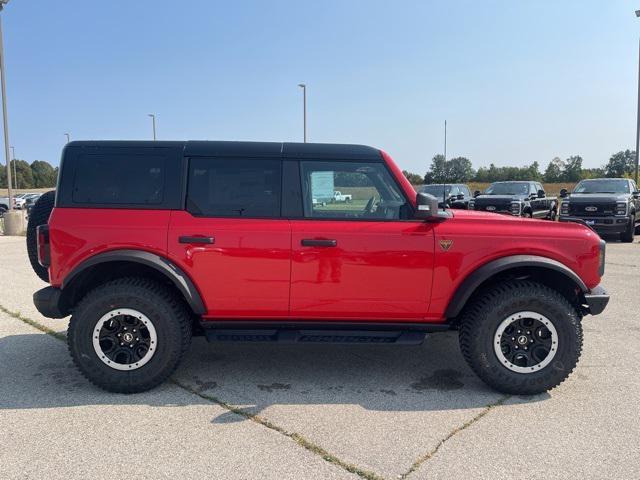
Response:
[10, 144, 16, 189]
[0, 0, 13, 207]
[64, 133, 70, 143]
[298, 83, 307, 143]
[148, 114, 156, 140]
[635, 10, 640, 184]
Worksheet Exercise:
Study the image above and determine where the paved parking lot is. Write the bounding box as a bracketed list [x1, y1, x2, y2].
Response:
[1, 235, 639, 479]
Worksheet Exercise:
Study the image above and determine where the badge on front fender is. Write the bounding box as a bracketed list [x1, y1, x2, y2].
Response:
[439, 239, 454, 251]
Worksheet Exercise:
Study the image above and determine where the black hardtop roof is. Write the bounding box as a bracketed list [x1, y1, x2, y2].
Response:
[66, 140, 382, 160]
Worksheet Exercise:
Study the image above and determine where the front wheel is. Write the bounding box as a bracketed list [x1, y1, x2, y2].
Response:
[621, 216, 635, 243]
[459, 281, 582, 395]
[68, 277, 192, 393]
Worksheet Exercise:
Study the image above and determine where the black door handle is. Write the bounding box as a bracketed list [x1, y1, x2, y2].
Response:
[179, 236, 215, 244]
[301, 239, 337, 247]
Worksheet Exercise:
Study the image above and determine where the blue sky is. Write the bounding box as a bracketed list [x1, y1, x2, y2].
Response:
[1, 0, 639, 173]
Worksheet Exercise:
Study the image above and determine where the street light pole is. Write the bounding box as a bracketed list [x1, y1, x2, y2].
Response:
[298, 84, 307, 143]
[635, 12, 640, 184]
[148, 114, 156, 140]
[10, 144, 16, 189]
[64, 133, 70, 144]
[0, 1, 13, 207]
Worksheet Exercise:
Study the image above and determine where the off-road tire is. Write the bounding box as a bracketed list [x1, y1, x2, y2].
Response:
[523, 210, 533, 218]
[621, 216, 635, 243]
[459, 281, 582, 395]
[0, 205, 6, 218]
[68, 277, 192, 393]
[26, 190, 56, 282]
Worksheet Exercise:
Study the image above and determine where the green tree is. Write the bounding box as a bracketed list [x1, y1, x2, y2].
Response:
[448, 157, 475, 182]
[605, 150, 635, 178]
[544, 157, 564, 183]
[424, 154, 449, 183]
[11, 159, 34, 189]
[563, 155, 583, 182]
[31, 160, 57, 188]
[402, 170, 423, 185]
[0, 163, 6, 188]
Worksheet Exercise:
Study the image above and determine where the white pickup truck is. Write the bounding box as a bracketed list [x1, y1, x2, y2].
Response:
[333, 191, 352, 202]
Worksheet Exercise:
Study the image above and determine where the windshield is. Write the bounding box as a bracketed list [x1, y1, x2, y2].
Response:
[419, 185, 452, 197]
[485, 182, 529, 195]
[573, 179, 629, 194]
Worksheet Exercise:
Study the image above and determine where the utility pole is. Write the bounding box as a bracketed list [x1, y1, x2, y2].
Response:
[298, 84, 307, 142]
[0, 0, 13, 207]
[148, 114, 156, 140]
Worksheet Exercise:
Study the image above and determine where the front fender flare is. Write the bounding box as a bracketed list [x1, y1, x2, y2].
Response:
[444, 255, 588, 318]
[63, 249, 206, 315]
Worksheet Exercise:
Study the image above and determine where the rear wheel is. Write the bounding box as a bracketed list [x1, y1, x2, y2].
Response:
[26, 191, 56, 282]
[459, 281, 582, 395]
[68, 277, 192, 393]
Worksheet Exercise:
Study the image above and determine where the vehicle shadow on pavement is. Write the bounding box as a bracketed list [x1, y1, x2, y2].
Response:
[0, 331, 549, 413]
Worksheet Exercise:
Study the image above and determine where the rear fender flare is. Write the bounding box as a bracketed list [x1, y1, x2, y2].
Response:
[63, 249, 206, 314]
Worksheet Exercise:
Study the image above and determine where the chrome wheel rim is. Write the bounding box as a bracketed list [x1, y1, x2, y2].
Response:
[93, 308, 157, 371]
[494, 311, 558, 374]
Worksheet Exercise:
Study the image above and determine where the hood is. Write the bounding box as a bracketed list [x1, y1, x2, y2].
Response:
[567, 193, 628, 203]
[450, 208, 596, 236]
[474, 194, 524, 202]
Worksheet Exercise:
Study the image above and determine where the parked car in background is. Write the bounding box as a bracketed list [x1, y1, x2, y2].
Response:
[24, 194, 43, 217]
[559, 178, 639, 242]
[418, 183, 472, 209]
[332, 191, 352, 202]
[469, 181, 558, 219]
[0, 197, 11, 217]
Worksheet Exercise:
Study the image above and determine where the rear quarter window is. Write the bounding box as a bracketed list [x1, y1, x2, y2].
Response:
[56, 145, 183, 209]
[72, 154, 165, 205]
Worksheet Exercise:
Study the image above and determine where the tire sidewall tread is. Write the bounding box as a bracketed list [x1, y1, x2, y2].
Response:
[68, 277, 192, 393]
[459, 280, 583, 395]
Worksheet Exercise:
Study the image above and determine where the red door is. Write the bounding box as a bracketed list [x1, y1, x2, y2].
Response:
[289, 159, 435, 321]
[290, 220, 435, 320]
[167, 156, 291, 319]
[168, 212, 291, 318]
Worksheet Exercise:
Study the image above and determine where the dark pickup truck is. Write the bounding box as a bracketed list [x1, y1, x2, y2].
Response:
[417, 183, 473, 209]
[559, 178, 639, 242]
[469, 181, 558, 220]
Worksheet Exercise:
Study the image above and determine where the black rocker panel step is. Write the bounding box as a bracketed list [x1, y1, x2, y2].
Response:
[204, 329, 427, 345]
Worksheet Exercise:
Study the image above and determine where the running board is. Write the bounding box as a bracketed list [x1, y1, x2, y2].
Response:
[204, 329, 428, 345]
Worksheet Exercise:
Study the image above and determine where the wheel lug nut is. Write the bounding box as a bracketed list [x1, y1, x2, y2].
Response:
[515, 345, 519, 349]
[124, 327, 127, 331]
[527, 331, 531, 334]
[136, 337, 139, 341]
[120, 342, 124, 346]
[511, 337, 515, 341]
[524, 347, 528, 350]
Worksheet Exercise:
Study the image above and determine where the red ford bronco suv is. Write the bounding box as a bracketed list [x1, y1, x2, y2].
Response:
[28, 141, 609, 395]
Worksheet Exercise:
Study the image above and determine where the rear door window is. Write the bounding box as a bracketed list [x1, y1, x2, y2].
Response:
[186, 157, 282, 217]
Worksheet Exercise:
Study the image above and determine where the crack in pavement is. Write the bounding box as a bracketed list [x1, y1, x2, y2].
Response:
[398, 395, 510, 479]
[0, 304, 383, 480]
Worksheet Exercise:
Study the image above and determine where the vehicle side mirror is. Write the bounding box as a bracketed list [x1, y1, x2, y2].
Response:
[633, 190, 639, 198]
[456, 193, 464, 200]
[415, 192, 439, 219]
[537, 189, 545, 198]
[473, 190, 481, 197]
[560, 188, 568, 198]
[529, 193, 537, 200]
